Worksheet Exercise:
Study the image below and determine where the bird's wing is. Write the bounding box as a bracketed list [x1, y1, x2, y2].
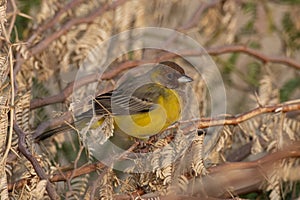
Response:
[92, 91, 156, 115]
[78, 83, 164, 118]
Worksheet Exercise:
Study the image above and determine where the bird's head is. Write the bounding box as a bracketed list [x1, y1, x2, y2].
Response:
[150, 61, 193, 89]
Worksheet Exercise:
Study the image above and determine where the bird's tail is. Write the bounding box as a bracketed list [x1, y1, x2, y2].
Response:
[34, 117, 90, 142]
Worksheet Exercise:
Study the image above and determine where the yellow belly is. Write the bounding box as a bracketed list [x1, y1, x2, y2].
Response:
[114, 89, 181, 138]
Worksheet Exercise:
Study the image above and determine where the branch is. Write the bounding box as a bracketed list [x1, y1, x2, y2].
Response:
[32, 99, 300, 142]
[30, 45, 300, 110]
[159, 45, 300, 70]
[51, 160, 106, 182]
[206, 45, 300, 70]
[13, 124, 59, 200]
[196, 101, 300, 129]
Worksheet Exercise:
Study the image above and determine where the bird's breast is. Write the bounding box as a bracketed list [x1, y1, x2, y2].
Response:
[113, 89, 181, 139]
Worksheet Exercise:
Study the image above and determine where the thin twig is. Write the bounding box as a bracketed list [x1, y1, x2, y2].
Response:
[67, 145, 84, 192]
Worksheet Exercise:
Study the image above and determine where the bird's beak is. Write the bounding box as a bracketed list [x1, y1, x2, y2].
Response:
[178, 75, 193, 83]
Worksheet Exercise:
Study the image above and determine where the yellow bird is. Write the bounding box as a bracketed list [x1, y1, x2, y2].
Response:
[35, 61, 193, 141]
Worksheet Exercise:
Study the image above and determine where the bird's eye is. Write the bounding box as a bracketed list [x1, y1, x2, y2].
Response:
[167, 73, 173, 79]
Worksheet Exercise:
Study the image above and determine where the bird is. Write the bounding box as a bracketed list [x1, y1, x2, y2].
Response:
[34, 61, 193, 142]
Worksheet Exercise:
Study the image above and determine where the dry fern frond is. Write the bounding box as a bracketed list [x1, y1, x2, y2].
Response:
[0, 1, 7, 37]
[30, 179, 47, 199]
[199, 5, 221, 38]
[191, 133, 207, 176]
[119, 175, 139, 194]
[98, 169, 114, 200]
[257, 75, 279, 106]
[239, 117, 264, 155]
[67, 174, 90, 199]
[30, 0, 145, 83]
[155, 143, 174, 186]
[15, 58, 34, 90]
[10, 168, 40, 200]
[0, 83, 10, 156]
[15, 91, 31, 134]
[265, 161, 282, 200]
[146, 0, 189, 28]
[222, 0, 238, 44]
[284, 117, 300, 140]
[0, 169, 8, 200]
[35, 0, 59, 25]
[212, 126, 234, 162]
[0, 54, 9, 84]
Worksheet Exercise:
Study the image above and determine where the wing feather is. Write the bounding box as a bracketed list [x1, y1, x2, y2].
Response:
[79, 83, 163, 118]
